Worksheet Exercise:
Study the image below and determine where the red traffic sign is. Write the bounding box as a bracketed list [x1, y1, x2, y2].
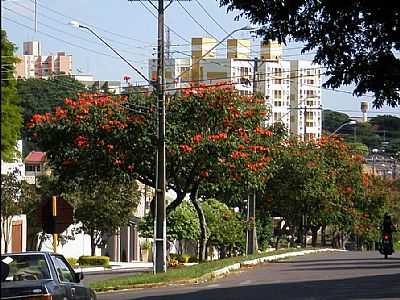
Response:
[39, 197, 73, 234]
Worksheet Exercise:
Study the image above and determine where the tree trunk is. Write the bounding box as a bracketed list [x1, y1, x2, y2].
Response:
[190, 185, 207, 262]
[275, 236, 280, 250]
[90, 229, 96, 256]
[166, 191, 186, 215]
[321, 225, 326, 246]
[37, 232, 46, 251]
[311, 225, 320, 248]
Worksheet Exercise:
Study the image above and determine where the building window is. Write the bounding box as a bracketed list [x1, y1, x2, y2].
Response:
[26, 164, 41, 172]
[273, 90, 282, 99]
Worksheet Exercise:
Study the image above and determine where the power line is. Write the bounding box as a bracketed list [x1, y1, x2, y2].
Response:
[3, 16, 149, 67]
[132, 0, 190, 43]
[195, 0, 229, 35]
[177, 1, 218, 39]
[8, 1, 155, 51]
[3, 6, 152, 59]
[27, 0, 153, 46]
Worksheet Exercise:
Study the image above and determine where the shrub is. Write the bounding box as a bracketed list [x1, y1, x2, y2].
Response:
[66, 257, 78, 267]
[168, 258, 179, 268]
[181, 254, 190, 264]
[188, 255, 198, 263]
[141, 240, 152, 250]
[78, 256, 110, 267]
[169, 253, 182, 262]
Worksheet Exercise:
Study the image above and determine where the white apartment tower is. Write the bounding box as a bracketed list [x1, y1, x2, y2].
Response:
[148, 38, 322, 139]
[290, 60, 322, 140]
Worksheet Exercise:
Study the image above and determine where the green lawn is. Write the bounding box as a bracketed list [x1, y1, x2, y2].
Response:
[89, 248, 303, 291]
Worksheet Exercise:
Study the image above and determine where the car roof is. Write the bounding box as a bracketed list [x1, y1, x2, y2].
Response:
[1, 251, 55, 256]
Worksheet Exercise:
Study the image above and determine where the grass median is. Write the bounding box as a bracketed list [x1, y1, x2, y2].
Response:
[89, 248, 304, 292]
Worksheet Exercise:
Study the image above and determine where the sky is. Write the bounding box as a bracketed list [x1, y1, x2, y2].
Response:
[2, 0, 399, 118]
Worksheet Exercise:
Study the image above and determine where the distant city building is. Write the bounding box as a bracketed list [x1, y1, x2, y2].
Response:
[361, 101, 369, 123]
[70, 74, 123, 94]
[14, 41, 72, 79]
[148, 38, 322, 139]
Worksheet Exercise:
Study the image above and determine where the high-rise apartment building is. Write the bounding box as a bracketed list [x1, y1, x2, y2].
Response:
[148, 38, 322, 139]
[14, 41, 72, 79]
[290, 60, 322, 140]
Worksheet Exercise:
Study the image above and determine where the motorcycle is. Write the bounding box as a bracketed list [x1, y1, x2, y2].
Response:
[379, 232, 394, 259]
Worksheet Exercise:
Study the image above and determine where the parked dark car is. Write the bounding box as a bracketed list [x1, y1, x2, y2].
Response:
[1, 252, 96, 300]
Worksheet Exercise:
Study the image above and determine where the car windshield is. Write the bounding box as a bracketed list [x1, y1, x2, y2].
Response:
[1, 254, 51, 281]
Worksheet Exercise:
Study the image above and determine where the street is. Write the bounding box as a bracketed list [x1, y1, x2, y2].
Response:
[97, 251, 400, 300]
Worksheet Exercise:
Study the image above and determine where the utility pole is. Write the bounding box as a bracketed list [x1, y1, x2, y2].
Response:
[303, 105, 307, 142]
[154, 0, 167, 274]
[247, 57, 258, 255]
[34, 0, 38, 32]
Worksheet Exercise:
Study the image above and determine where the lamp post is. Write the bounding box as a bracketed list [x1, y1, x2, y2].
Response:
[70, 20, 168, 272]
[69, 21, 150, 85]
[329, 120, 357, 136]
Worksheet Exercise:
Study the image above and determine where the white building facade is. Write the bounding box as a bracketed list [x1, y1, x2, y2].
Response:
[290, 60, 322, 140]
[148, 38, 322, 139]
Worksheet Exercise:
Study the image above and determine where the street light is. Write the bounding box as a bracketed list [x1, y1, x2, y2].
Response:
[329, 120, 357, 136]
[69, 21, 150, 84]
[70, 20, 167, 272]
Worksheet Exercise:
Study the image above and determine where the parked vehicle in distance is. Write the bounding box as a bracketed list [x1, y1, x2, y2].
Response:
[1, 251, 96, 300]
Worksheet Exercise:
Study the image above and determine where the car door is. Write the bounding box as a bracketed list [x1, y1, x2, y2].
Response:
[50, 255, 89, 300]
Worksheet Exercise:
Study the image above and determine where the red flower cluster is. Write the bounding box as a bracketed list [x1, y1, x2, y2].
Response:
[108, 120, 128, 129]
[247, 145, 268, 152]
[112, 159, 122, 166]
[53, 107, 67, 120]
[192, 134, 203, 143]
[208, 133, 227, 140]
[253, 127, 273, 136]
[74, 135, 88, 148]
[179, 144, 193, 153]
[231, 151, 249, 160]
[30, 113, 51, 124]
[200, 170, 209, 177]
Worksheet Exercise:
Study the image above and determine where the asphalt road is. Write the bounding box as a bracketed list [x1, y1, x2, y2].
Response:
[97, 251, 400, 300]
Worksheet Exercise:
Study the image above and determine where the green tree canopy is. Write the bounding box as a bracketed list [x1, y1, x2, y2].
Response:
[219, 1, 400, 108]
[202, 198, 246, 258]
[1, 30, 22, 161]
[322, 110, 351, 134]
[1, 169, 23, 253]
[17, 76, 86, 156]
[69, 178, 141, 256]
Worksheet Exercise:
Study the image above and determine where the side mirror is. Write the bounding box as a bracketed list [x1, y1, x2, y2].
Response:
[74, 272, 84, 283]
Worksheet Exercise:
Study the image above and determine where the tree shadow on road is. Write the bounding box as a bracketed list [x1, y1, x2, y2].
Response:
[134, 273, 400, 300]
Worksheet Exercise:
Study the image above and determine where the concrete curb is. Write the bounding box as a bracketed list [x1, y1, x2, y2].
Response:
[241, 248, 345, 267]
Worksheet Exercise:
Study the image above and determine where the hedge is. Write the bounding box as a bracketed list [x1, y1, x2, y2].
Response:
[78, 256, 110, 267]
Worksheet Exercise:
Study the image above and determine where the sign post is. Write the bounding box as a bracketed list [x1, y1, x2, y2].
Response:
[52, 195, 57, 253]
[40, 196, 74, 253]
